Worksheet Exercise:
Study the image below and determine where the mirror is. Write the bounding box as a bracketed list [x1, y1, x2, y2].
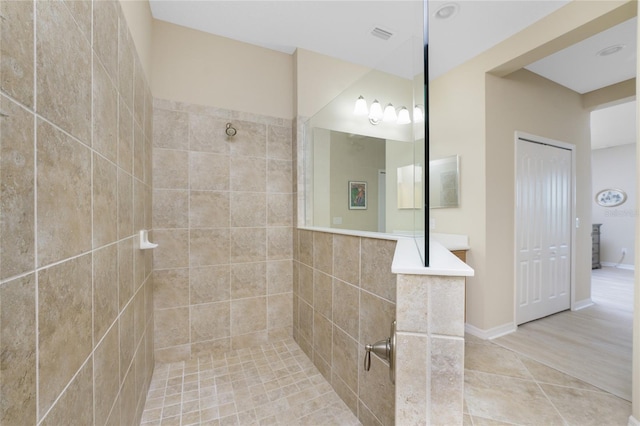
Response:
[303, 57, 425, 237]
[429, 155, 459, 208]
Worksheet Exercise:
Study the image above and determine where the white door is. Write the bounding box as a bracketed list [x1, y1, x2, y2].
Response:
[516, 138, 572, 325]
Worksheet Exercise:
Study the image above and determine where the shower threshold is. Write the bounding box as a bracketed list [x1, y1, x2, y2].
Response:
[140, 338, 361, 425]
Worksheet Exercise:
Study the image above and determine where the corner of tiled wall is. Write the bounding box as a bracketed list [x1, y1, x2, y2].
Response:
[1, 0, 154, 424]
[150, 99, 295, 363]
[292, 226, 399, 426]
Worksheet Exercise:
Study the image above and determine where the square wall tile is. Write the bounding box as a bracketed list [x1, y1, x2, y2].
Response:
[230, 228, 266, 264]
[93, 324, 120, 426]
[266, 159, 292, 194]
[267, 260, 293, 295]
[36, 0, 91, 145]
[267, 227, 292, 261]
[190, 191, 229, 228]
[153, 268, 189, 309]
[228, 120, 267, 158]
[152, 229, 189, 269]
[93, 154, 118, 248]
[332, 326, 358, 392]
[36, 119, 91, 267]
[38, 254, 92, 415]
[154, 307, 190, 349]
[118, 14, 134, 110]
[313, 311, 332, 363]
[313, 271, 332, 320]
[267, 125, 292, 161]
[190, 228, 230, 266]
[153, 149, 189, 190]
[189, 114, 230, 154]
[118, 237, 134, 310]
[191, 302, 230, 342]
[361, 238, 396, 302]
[231, 262, 266, 299]
[0, 0, 34, 107]
[93, 244, 118, 344]
[332, 279, 359, 340]
[0, 274, 36, 425]
[92, 0, 118, 81]
[190, 152, 230, 191]
[333, 235, 360, 286]
[118, 98, 134, 174]
[359, 291, 395, 347]
[268, 293, 292, 330]
[39, 359, 93, 425]
[230, 156, 266, 192]
[152, 189, 189, 229]
[230, 192, 266, 227]
[190, 265, 230, 304]
[313, 232, 333, 275]
[93, 54, 118, 163]
[117, 168, 133, 239]
[267, 193, 293, 227]
[0, 95, 35, 279]
[153, 107, 189, 150]
[231, 297, 267, 336]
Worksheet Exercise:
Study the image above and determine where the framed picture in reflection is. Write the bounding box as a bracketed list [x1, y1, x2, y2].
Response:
[349, 181, 367, 210]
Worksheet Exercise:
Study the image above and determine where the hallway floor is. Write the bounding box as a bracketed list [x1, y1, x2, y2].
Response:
[463, 334, 631, 425]
[140, 339, 361, 426]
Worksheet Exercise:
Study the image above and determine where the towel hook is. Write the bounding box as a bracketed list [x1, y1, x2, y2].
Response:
[225, 122, 237, 137]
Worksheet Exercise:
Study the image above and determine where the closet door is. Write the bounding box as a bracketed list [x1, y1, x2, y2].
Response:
[516, 138, 572, 325]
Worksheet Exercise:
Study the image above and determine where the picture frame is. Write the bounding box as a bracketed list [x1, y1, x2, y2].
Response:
[595, 188, 627, 207]
[349, 181, 367, 210]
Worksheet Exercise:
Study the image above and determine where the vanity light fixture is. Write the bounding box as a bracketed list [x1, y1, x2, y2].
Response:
[413, 105, 424, 122]
[354, 95, 368, 115]
[368, 100, 384, 124]
[354, 96, 414, 125]
[397, 107, 411, 125]
[383, 103, 397, 122]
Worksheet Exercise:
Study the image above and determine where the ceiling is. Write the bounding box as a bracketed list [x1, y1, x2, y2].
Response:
[149, 0, 637, 149]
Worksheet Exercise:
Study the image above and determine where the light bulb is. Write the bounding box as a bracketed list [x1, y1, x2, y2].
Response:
[413, 105, 424, 122]
[397, 107, 411, 124]
[368, 100, 383, 123]
[383, 103, 397, 122]
[354, 96, 368, 116]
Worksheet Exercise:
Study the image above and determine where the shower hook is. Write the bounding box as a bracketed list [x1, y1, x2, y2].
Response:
[225, 122, 237, 137]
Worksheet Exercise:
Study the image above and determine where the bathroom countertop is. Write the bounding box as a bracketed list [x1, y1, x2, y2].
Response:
[392, 238, 474, 277]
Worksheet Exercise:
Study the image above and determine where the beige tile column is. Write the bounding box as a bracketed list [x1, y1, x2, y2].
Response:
[395, 274, 466, 425]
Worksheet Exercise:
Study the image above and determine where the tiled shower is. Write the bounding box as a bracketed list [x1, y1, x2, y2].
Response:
[2, 1, 400, 425]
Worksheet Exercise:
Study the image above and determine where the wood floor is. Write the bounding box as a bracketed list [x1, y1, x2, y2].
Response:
[493, 266, 634, 401]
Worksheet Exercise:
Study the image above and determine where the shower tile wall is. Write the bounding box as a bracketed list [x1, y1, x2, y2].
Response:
[0, 1, 154, 425]
[293, 230, 397, 426]
[152, 99, 294, 363]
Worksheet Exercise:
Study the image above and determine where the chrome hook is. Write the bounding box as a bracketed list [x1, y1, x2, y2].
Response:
[225, 122, 237, 137]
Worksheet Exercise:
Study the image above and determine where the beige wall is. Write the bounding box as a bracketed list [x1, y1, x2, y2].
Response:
[293, 230, 397, 425]
[151, 99, 294, 362]
[592, 143, 636, 267]
[151, 20, 294, 119]
[0, 0, 154, 424]
[430, 0, 634, 332]
[485, 69, 592, 326]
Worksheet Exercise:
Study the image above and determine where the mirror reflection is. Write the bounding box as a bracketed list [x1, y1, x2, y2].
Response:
[429, 155, 459, 208]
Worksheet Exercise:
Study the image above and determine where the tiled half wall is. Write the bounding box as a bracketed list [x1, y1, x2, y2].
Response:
[1, 0, 154, 424]
[293, 229, 397, 426]
[151, 99, 294, 362]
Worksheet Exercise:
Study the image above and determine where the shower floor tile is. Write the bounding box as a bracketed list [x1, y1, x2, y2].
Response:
[140, 338, 361, 426]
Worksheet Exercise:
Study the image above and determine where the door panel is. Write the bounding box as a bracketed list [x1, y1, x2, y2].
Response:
[516, 138, 572, 325]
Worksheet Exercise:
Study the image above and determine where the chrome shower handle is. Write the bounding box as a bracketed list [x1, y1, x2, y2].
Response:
[363, 320, 396, 384]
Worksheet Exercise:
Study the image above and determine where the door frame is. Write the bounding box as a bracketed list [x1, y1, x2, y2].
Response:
[514, 131, 577, 326]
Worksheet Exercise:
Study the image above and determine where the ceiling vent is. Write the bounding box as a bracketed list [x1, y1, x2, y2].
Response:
[371, 27, 393, 41]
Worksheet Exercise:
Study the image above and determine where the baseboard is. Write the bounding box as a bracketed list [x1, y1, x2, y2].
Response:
[465, 322, 517, 340]
[573, 298, 594, 311]
[600, 262, 635, 271]
[628, 415, 640, 426]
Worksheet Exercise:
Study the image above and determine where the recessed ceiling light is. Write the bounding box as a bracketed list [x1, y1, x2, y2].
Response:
[596, 44, 625, 57]
[434, 3, 459, 20]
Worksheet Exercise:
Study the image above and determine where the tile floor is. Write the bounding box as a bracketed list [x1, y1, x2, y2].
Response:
[464, 334, 632, 425]
[141, 334, 632, 426]
[140, 339, 361, 426]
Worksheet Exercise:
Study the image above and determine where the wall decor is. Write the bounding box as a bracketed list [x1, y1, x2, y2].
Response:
[349, 181, 367, 209]
[595, 188, 627, 207]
